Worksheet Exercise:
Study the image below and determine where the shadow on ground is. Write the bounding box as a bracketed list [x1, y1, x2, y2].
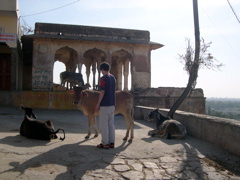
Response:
[142, 133, 240, 177]
[1, 138, 132, 179]
[1, 106, 240, 179]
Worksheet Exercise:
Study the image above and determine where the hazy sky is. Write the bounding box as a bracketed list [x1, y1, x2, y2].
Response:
[18, 0, 240, 98]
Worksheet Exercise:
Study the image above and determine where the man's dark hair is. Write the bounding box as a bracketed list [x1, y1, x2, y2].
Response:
[100, 62, 110, 71]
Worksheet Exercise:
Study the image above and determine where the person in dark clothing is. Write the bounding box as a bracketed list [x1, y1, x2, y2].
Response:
[95, 62, 116, 149]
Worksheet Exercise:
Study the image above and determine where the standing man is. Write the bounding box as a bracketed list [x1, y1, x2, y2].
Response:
[95, 62, 116, 149]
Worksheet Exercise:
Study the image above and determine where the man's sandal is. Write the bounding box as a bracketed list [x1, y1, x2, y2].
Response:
[108, 143, 115, 148]
[97, 143, 109, 149]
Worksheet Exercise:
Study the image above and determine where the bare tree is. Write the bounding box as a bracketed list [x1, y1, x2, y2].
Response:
[167, 0, 224, 118]
[21, 19, 33, 35]
[167, 38, 224, 118]
[180, 39, 224, 74]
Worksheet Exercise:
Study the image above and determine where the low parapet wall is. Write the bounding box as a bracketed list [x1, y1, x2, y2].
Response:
[133, 87, 205, 114]
[135, 106, 240, 157]
[0, 87, 205, 114]
[0, 91, 75, 110]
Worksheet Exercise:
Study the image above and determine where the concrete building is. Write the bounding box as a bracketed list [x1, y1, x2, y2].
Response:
[0, 0, 22, 90]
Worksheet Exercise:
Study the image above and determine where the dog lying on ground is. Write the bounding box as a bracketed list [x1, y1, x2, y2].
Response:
[20, 105, 65, 141]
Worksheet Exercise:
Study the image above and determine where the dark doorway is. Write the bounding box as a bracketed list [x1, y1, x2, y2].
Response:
[0, 54, 11, 90]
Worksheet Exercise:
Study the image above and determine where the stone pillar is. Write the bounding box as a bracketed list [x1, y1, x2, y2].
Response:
[85, 63, 91, 84]
[123, 60, 129, 91]
[92, 62, 96, 88]
[131, 47, 151, 90]
[77, 54, 83, 73]
[97, 68, 101, 86]
[117, 62, 123, 90]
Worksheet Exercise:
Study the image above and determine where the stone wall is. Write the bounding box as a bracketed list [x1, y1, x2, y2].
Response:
[0, 91, 75, 110]
[0, 87, 205, 114]
[30, 39, 155, 91]
[135, 106, 240, 157]
[134, 87, 205, 114]
[23, 23, 163, 91]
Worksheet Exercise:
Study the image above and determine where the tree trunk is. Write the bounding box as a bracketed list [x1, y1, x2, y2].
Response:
[167, 0, 200, 118]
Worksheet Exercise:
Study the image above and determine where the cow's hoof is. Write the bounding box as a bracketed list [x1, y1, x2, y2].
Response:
[94, 134, 98, 138]
[85, 135, 90, 139]
[128, 139, 133, 143]
[123, 137, 127, 141]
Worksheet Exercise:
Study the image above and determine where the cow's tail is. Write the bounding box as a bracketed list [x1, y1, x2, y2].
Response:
[54, 128, 65, 141]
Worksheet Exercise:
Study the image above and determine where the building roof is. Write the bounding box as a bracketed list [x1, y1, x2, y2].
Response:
[23, 22, 163, 50]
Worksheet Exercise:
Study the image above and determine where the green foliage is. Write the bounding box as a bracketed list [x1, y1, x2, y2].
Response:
[206, 98, 240, 120]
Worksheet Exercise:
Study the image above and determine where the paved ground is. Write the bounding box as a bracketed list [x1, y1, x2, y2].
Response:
[0, 106, 240, 180]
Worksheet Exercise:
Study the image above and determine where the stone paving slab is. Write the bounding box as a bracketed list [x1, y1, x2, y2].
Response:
[0, 106, 240, 179]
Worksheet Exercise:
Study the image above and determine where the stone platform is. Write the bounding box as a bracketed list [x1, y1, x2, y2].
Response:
[0, 106, 239, 179]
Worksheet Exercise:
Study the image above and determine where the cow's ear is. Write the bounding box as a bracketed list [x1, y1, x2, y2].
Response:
[82, 92, 89, 97]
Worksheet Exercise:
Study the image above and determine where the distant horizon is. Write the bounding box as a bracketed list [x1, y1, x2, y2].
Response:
[206, 97, 240, 100]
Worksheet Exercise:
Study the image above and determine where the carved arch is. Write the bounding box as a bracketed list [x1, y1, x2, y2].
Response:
[111, 49, 132, 90]
[83, 48, 106, 88]
[54, 46, 78, 72]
